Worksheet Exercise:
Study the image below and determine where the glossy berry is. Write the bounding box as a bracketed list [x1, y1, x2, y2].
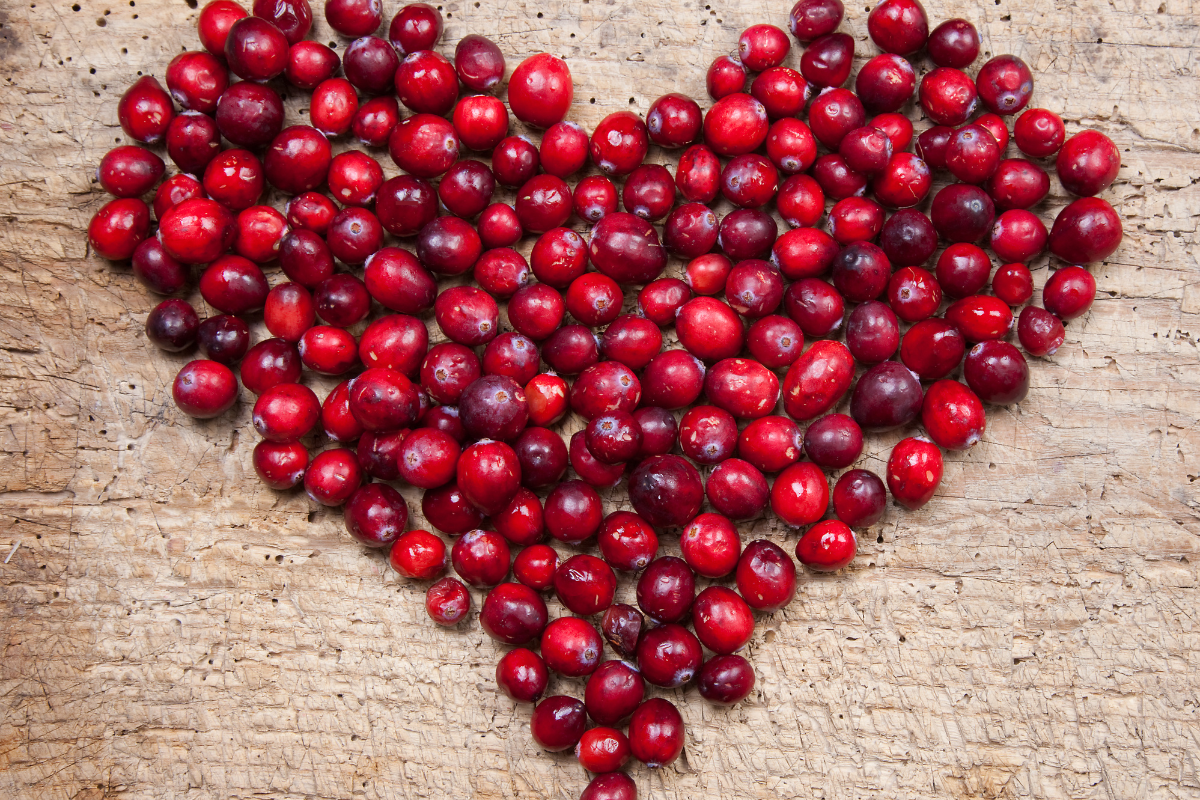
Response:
[530, 696, 587, 752]
[681, 513, 744, 577]
[855, 54, 916, 114]
[739, 24, 790, 71]
[390, 2, 442, 53]
[796, 520, 856, 571]
[98, 145, 165, 198]
[286, 41, 341, 89]
[324, 0, 382, 37]
[118, 76, 174, 144]
[637, 623, 702, 688]
[782, 339, 855, 421]
[542, 617, 603, 678]
[867, 0, 928, 55]
[887, 437, 943, 510]
[145, 299, 199, 352]
[992, 262, 1035, 306]
[648, 93, 703, 147]
[850, 360, 925, 432]
[540, 121, 590, 178]
[771, 461, 829, 527]
[832, 469, 887, 527]
[576, 727, 632, 774]
[224, 16, 288, 82]
[426, 577, 471, 626]
[455, 34, 505, 91]
[599, 606, 645, 663]
[1056, 130, 1121, 197]
[597, 511, 659, 572]
[803, 413, 863, 469]
[479, 582, 548, 644]
[580, 774, 637, 800]
[1014, 108, 1065, 157]
[554, 554, 617, 616]
[698, 654, 756, 705]
[927, 18, 979, 68]
[919, 67, 977, 126]
[344, 483, 409, 547]
[976, 54, 1034, 115]
[451, 529, 511, 587]
[513, 543, 558, 590]
[707, 55, 747, 101]
[508, 53, 573, 129]
[900, 319, 966, 381]
[736, 539, 796, 611]
[496, 648, 548, 703]
[1048, 197, 1123, 264]
[89, 198, 151, 260]
[946, 123, 1001, 184]
[304, 448, 362, 506]
[704, 93, 770, 157]
[198, 0, 249, 57]
[253, 382, 320, 443]
[800, 33, 854, 89]
[253, 441, 308, 489]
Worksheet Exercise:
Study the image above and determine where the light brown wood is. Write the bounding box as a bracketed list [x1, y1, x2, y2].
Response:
[1, 0, 1198, 797]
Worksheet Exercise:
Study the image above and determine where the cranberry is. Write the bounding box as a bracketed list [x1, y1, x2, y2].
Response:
[808, 88, 866, 150]
[588, 112, 648, 177]
[916, 125, 954, 169]
[251, 0, 310, 43]
[199, 255, 268, 315]
[588, 212, 668, 285]
[626, 698, 684, 769]
[513, 543, 558, 590]
[145, 299, 199, 353]
[991, 209, 1048, 263]
[153, 173, 206, 220]
[394, 50, 458, 115]
[919, 67, 978, 126]
[678, 514, 742, 578]
[286, 40, 340, 89]
[537, 121, 588, 178]
[422, 482, 487, 534]
[563, 274, 621, 328]
[1057, 130, 1122, 197]
[899, 319, 966, 381]
[704, 93, 770, 157]
[502, 286, 561, 344]
[572, 176, 619, 224]
[570, 430, 625, 488]
[638, 350, 702, 410]
[581, 412, 638, 466]
[783, 279, 844, 339]
[936, 242, 991, 299]
[344, 483, 409, 547]
[706, 55, 747, 100]
[976, 113, 1011, 152]
[278, 229, 334, 289]
[348, 368, 419, 433]
[736, 418, 800, 474]
[426, 576, 471, 625]
[771, 461, 830, 527]
[514, 427, 568, 489]
[515, 174, 572, 234]
[241, 338, 301, 393]
[782, 339, 854, 420]
[855, 54, 916, 114]
[202, 149, 263, 212]
[224, 17, 288, 82]
[459, 374, 528, 442]
[388, 114, 460, 178]
[348, 95, 400, 145]
[171, 359, 237, 419]
[920, 378, 986, 450]
[766, 119, 818, 176]
[88, 198, 150, 260]
[685, 253, 732, 296]
[554, 553, 617, 615]
[719, 154, 778, 210]
[867, 0, 928, 54]
[530, 695, 588, 753]
[747, 315, 804, 368]
[734, 23, 788, 71]
[304, 448, 362, 506]
[253, 440, 308, 489]
[851, 361, 924, 431]
[676, 297, 746, 362]
[593, 511, 656, 573]
[697, 654, 754, 706]
[580, 767, 637, 798]
[838, 126, 893, 176]
[1043, 265, 1098, 321]
[725, 261, 784, 319]
[479, 582, 548, 643]
[833, 468, 887, 527]
[972, 54, 1032, 117]
[736, 539, 796, 611]
[751, 67, 809, 120]
[540, 617, 603, 678]
[508, 53, 572, 128]
[326, 207, 382, 265]
[600, 315, 663, 371]
[263, 283, 314, 343]
[1049, 197, 1123, 264]
[543, 480, 602, 544]
[931, 183, 996, 243]
[583, 662, 643, 724]
[490, 136, 538, 189]
[357, 429, 409, 481]
[576, 727, 631, 774]
[454, 34, 504, 91]
[286, 192, 338, 236]
[946, 295, 1014, 342]
[987, 158, 1051, 211]
[439, 160, 496, 219]
[166, 50, 229, 115]
[637, 623, 702, 688]
[927, 18, 979, 68]
[800, 33, 854, 89]
[831, 241, 890, 303]
[646, 93, 702, 148]
[323, 151, 382, 208]
[680, 405, 738, 465]
[675, 144, 721, 203]
[870, 112, 914, 150]
[636, 278, 689, 327]
[1018, 306, 1066, 356]
[872, 153, 932, 209]
[474, 204, 521, 250]
[234, 205, 287, 263]
[425, 406, 467, 445]
[1013, 108, 1065, 157]
[361, 250, 433, 315]
[811, 154, 868, 200]
[523, 229, 582, 289]
[629, 455, 704, 528]
[496, 647, 548, 703]
[827, 196, 885, 244]
[796, 519, 856, 571]
[874, 212, 931, 272]
[451, 529, 510, 587]
[705, 357, 780, 419]
[324, 0, 381, 37]
[542, 325, 600, 376]
[946, 123, 1002, 184]
[432, 286, 499, 349]
[599, 606, 645, 662]
[788, 0, 843, 41]
[118, 76, 174, 144]
[772, 226, 836, 279]
[132, 239, 189, 296]
[885, 437, 941, 509]
[395, 428, 459, 490]
[704, 459, 768, 521]
[622, 164, 675, 221]
[887, 266, 941, 323]
[339, 36, 397, 95]
[387, 2, 441, 53]
[803, 412, 863, 469]
[198, 0, 249, 57]
[969, 340, 1033, 405]
[321, 380, 364, 442]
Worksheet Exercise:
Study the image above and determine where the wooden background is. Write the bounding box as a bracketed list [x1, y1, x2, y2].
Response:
[1, 0, 1198, 797]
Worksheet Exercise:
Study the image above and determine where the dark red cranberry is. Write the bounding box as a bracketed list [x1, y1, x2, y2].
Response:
[342, 35, 398, 95]
[480, 582, 548, 644]
[877, 214, 935, 279]
[172, 359, 238, 418]
[514, 426, 568, 488]
[628, 699, 684, 768]
[800, 33, 854, 89]
[252, 0, 311, 44]
[321, 380, 363, 442]
[542, 325, 600, 376]
[1043, 265, 1098, 321]
[833, 468, 887, 527]
[199, 315, 252, 366]
[198, 0, 249, 57]
[540, 121, 590, 178]
[132, 238, 188, 296]
[416, 217, 481, 277]
[542, 617, 603, 677]
[771, 461, 829, 526]
[588, 212, 668, 285]
[1048, 197, 1123, 264]
[640, 350, 705, 410]
[964, 340, 1030, 404]
[936, 242, 991, 299]
[636, 556, 695, 625]
[725, 261, 785, 319]
[704, 93, 770, 157]
[766, 119, 818, 175]
[831, 241, 891, 303]
[931, 183, 996, 243]
[426, 576, 471, 625]
[388, 2, 441, 53]
[454, 33, 504, 91]
[513, 543, 558, 590]
[356, 429, 409, 481]
[545, 480, 603, 544]
[349, 95, 399, 146]
[629, 455, 703, 529]
[637, 623, 702, 688]
[508, 53, 572, 129]
[916, 125, 954, 169]
[811, 153, 868, 200]
[597, 511, 659, 572]
[418, 482, 483, 535]
[1014, 108, 1065, 157]
[324, 0, 382, 37]
[747, 315, 804, 368]
[253, 440, 308, 489]
[919, 67, 978, 126]
[736, 539, 796, 611]
[388, 113, 460, 179]
[438, 160, 496, 219]
[585, 658, 645, 725]
[515, 174, 572, 234]
[855, 54, 916, 113]
[623, 164, 676, 221]
[928, 18, 979, 68]
[838, 126, 893, 176]
[395, 50, 458, 115]
[277, 229, 333, 289]
[675, 144, 721, 203]
[900, 319, 966, 381]
[98, 145, 165, 200]
[803, 413, 863, 469]
[569, 430, 625, 488]
[344, 483, 409, 548]
[199, 255, 268, 315]
[888, 266, 942, 322]
[698, 654, 755, 706]
[554, 553, 617, 616]
[496, 648, 548, 703]
[530, 695, 587, 753]
[1018, 306, 1066, 356]
[118, 75, 175, 144]
[751, 67, 809, 120]
[304, 448, 362, 506]
[647, 93, 702, 147]
[224, 17, 288, 82]
[451, 529, 510, 587]
[808, 88, 865, 150]
[88, 198, 151, 260]
[637, 278, 691, 327]
[788, 0, 843, 41]
[313, 273, 370, 328]
[783, 278, 845, 339]
[458, 374, 528, 442]
[772, 225, 836, 279]
[706, 55, 747, 100]
[326, 207, 383, 265]
[145, 299, 199, 352]
[850, 360, 924, 431]
[720, 155, 779, 210]
[705, 459, 769, 521]
[1056, 130, 1121, 197]
[492, 136, 539, 188]
[599, 605, 645, 662]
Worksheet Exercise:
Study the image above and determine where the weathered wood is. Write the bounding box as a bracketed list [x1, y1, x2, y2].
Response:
[0, 0, 1198, 797]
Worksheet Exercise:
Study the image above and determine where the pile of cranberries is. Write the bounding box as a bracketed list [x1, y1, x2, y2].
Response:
[87, 0, 1123, 794]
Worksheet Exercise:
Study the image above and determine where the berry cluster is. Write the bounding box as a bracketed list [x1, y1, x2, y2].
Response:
[85, 0, 1123, 795]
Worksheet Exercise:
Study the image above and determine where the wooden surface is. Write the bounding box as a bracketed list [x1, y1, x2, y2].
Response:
[1, 0, 1198, 797]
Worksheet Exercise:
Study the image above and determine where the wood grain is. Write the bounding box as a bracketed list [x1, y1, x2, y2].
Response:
[1, 0, 1198, 797]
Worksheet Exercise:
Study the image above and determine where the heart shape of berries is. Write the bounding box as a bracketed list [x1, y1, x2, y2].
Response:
[86, 0, 1123, 795]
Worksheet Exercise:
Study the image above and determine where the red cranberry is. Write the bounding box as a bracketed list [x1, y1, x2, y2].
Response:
[1018, 306, 1066, 356]
[596, 511, 658, 572]
[153, 173, 206, 220]
[662, 201, 719, 260]
[767, 119, 818, 175]
[600, 315, 663, 371]
[355, 428, 410, 480]
[542, 325, 600, 376]
[803, 412, 864, 469]
[582, 411, 639, 466]
[720, 154, 779, 210]
[341, 35, 398, 95]
[867, 0, 928, 55]
[946, 294, 1014, 342]
[571, 177, 618, 224]
[737, 416, 801, 473]
[324, 151, 382, 208]
[637, 623, 702, 688]
[388, 2, 441, 52]
[878, 210, 935, 269]
[827, 196, 885, 244]
[166, 50, 228, 115]
[350, 95, 400, 146]
[321, 380, 363, 442]
[172, 359, 238, 419]
[747, 315, 804, 368]
[584, 668, 643, 739]
[526, 227, 583, 288]
[783, 278, 845, 339]
[439, 160, 496, 219]
[569, 430, 625, 488]
[629, 455, 703, 528]
[772, 226, 836, 279]
[450, 529, 510, 588]
[513, 543, 558, 590]
[1057, 130, 1121, 197]
[966, 340, 1031, 404]
[89, 198, 151, 260]
[394, 50, 458, 115]
[736, 539, 796, 611]
[628, 699, 684, 768]
[454, 34, 504, 91]
[870, 112, 914, 150]
[976, 113, 1010, 152]
[839, 126, 893, 175]
[348, 367, 419, 432]
[362, 249, 434, 315]
[975, 54, 1033, 116]
[1043, 265, 1098, 321]
[482, 333, 538, 386]
[796, 519, 856, 571]
[344, 483, 409, 547]
[508, 53, 572, 128]
[685, 253, 732, 296]
[946, 123, 1001, 184]
[633, 407, 677, 459]
[145, 299, 199, 352]
[751, 67, 810, 120]
[855, 54, 916, 114]
[800, 33, 854, 88]
[278, 229, 334, 289]
[811, 153, 868, 200]
[705, 458, 768, 521]
[224, 17, 288, 82]
[676, 144, 721, 203]
[132, 239, 189, 296]
[1049, 197, 1123, 264]
[680, 405, 738, 465]
[831, 241, 891, 303]
[599, 606, 645, 662]
[503, 285, 562, 343]
[991, 262, 1034, 306]
[472, 205, 520, 250]
[304, 448, 362, 506]
[426, 576, 470, 625]
[737, 23, 790, 70]
[782, 339, 854, 420]
[200, 255, 268, 315]
[201, 149, 263, 213]
[704, 357, 780, 419]
[833, 468, 887, 527]
[433, 285, 499, 346]
[542, 617, 603, 677]
[647, 93, 702, 147]
[636, 278, 690, 327]
[480, 581, 548, 643]
[987, 158, 1051, 211]
[263, 283, 314, 343]
[576, 727, 631, 774]
[900, 319, 966, 381]
[554, 553, 617, 616]
[888, 266, 942, 323]
[514, 426, 568, 489]
[698, 654, 755, 706]
[991, 209, 1048, 263]
[388, 113, 460, 178]
[545, 480, 603, 544]
[589, 112, 649, 177]
[253, 440, 308, 489]
[118, 76, 174, 144]
[927, 18, 979, 68]
[676, 297, 745, 362]
[704, 93, 770, 157]
[931, 183, 996, 243]
[326, 207, 383, 265]
[693, 586, 754, 657]
[566, 273, 622, 327]
[571, 362, 641, 422]
[639, 350, 704, 410]
[198, 0, 249, 57]
[422, 482, 487, 535]
[286, 40, 340, 89]
[919, 67, 978, 126]
[808, 88, 865, 149]
[916, 125, 954, 169]
[252, 0, 310, 43]
[515, 174, 572, 234]
[285, 192, 338, 236]
[771, 461, 830, 527]
[706, 55, 747, 100]
[588, 212, 668, 285]
[396, 428, 460, 489]
[623, 164, 676, 221]
[324, 0, 382, 37]
[234, 205, 287, 263]
[496, 647, 548, 703]
[491, 136, 539, 188]
[936, 242, 990, 299]
[539, 121, 589, 178]
[1013, 108, 1065, 157]
[873, 153, 932, 209]
[530, 695, 586, 752]
[921, 379, 987, 450]
[240, 338, 301, 393]
[788, 0, 843, 41]
[886, 437, 942, 510]
[680, 513, 742, 577]
[850, 360, 924, 431]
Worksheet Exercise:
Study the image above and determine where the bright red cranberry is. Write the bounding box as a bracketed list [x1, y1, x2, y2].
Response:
[585, 411, 641, 466]
[451, 529, 510, 587]
[566, 273, 623, 327]
[766, 120, 818, 178]
[599, 606, 645, 662]
[676, 144, 721, 203]
[482, 332, 539, 386]
[253, 440, 308, 489]
[706, 55, 747, 100]
[394, 50, 458, 115]
[387, 2, 441, 53]
[88, 198, 150, 260]
[946, 294, 1014, 342]
[623, 164, 676, 221]
[132, 239, 188, 296]
[422, 482, 486, 535]
[628, 698, 685, 768]
[833, 468, 887, 527]
[321, 380, 364, 442]
[569, 430, 625, 488]
[827, 196, 885, 244]
[570, 361, 641, 421]
[544, 480, 603, 544]
[251, 0, 310, 43]
[370, 179, 434, 239]
[542, 617, 603, 678]
[326, 207, 383, 265]
[782, 338, 854, 421]
[597, 510, 658, 572]
[513, 543, 558, 591]
[647, 93, 702, 148]
[576, 728, 631, 775]
[479, 581, 548, 643]
[554, 553, 617, 616]
[118, 76, 174, 144]
[800, 33, 854, 88]
[850, 360, 924, 431]
[388, 113, 459, 178]
[808, 88, 865, 150]
[145, 299, 199, 352]
[838, 126, 893, 176]
[704, 357, 780, 419]
[344, 483, 409, 547]
[285, 40, 340, 89]
[437, 159, 495, 219]
[736, 539, 796, 611]
[1013, 107, 1065, 157]
[586, 663, 645, 724]
[676, 297, 745, 362]
[324, 0, 381, 37]
[507, 53, 572, 128]
[172, 359, 238, 419]
[233, 205, 286, 264]
[976, 113, 1010, 152]
[1043, 265, 1098, 321]
[629, 455, 703, 529]
[868, 0, 928, 54]
[201, 150, 263, 213]
[350, 95, 400, 146]
[200, 255, 268, 315]
[489, 136, 538, 189]
[738, 417, 801, 473]
[771, 461, 830, 527]
[588, 212, 668, 284]
[737, 23, 789, 70]
[946, 123, 1001, 184]
[693, 586, 754, 657]
[600, 315, 663, 371]
[453, 33, 504, 91]
[363, 248, 436, 315]
[974, 54, 1033, 116]
[396, 428, 460, 489]
[783, 278, 845, 339]
[900, 319, 966, 381]
[684, 253, 732, 296]
[886, 437, 942, 510]
[304, 448, 362, 506]
[514, 426, 567, 488]
[504, 285, 562, 344]
[637, 623, 702, 688]
[788, 0, 843, 41]
[537, 121, 589, 178]
[153, 173, 206, 220]
[1018, 306, 1066, 356]
[588, 112, 648, 177]
[679, 405, 738, 465]
[568, 179, 616, 226]
[921, 379, 986, 450]
[772, 226, 836, 280]
[932, 183, 996, 243]
[530, 695, 586, 752]
[919, 67, 977, 126]
[240, 338, 301, 393]
[526, 227, 583, 288]
[165, 51, 227, 115]
[639, 350, 704, 410]
[426, 576, 470, 625]
[1057, 130, 1121, 197]
[198, 0, 248, 56]
[811, 153, 868, 200]
[803, 412, 864, 469]
[348, 367, 419, 432]
[515, 174, 572, 234]
[542, 325, 600, 376]
[991, 209, 1048, 263]
[720, 154, 779, 210]
[987, 158, 1050, 210]
[751, 67, 809, 120]
[415, 219, 480, 278]
[1049, 197, 1123, 264]
[927, 18, 979, 67]
[796, 519, 856, 571]
[496, 647, 548, 703]
[224, 16, 288, 82]
[855, 54, 916, 114]
[704, 93, 770, 157]
[472, 205, 520, 251]
[870, 111, 914, 150]
[887, 266, 941, 323]
[872, 153, 932, 209]
[263, 283, 314, 343]
[285, 192, 338, 236]
[635, 278, 689, 327]
[747, 315, 804, 369]
[324, 151, 382, 208]
[681, 513, 743, 577]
